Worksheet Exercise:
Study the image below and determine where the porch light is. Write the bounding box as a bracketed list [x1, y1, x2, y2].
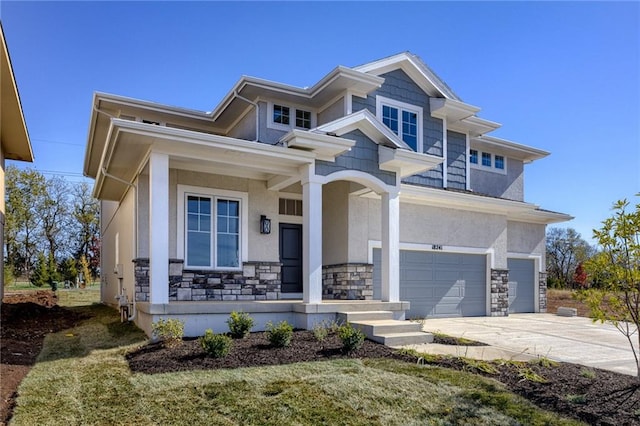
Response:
[260, 215, 271, 234]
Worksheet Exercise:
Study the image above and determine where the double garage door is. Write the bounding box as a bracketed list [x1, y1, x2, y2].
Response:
[373, 249, 535, 318]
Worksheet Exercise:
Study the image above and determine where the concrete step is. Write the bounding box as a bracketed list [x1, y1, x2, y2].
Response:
[351, 319, 423, 336]
[372, 332, 434, 347]
[337, 310, 394, 323]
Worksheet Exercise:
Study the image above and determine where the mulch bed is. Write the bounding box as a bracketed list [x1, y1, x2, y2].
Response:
[3, 290, 640, 426]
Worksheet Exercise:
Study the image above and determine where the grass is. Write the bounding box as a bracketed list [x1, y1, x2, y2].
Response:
[11, 304, 585, 426]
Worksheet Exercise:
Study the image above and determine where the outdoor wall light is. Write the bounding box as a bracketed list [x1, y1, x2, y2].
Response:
[260, 215, 271, 234]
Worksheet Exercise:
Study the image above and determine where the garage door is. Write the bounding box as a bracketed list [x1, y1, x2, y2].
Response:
[373, 249, 487, 318]
[507, 258, 535, 313]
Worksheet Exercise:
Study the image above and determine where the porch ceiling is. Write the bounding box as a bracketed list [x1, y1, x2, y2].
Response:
[94, 119, 315, 201]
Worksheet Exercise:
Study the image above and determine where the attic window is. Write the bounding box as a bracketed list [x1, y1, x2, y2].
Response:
[273, 105, 290, 125]
[470, 149, 507, 174]
[268, 102, 315, 131]
[376, 95, 423, 152]
[296, 110, 311, 129]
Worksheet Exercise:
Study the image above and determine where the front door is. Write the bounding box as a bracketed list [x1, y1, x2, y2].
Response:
[280, 223, 303, 293]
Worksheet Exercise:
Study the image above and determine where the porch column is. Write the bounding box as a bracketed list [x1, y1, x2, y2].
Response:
[381, 190, 400, 302]
[148, 152, 169, 304]
[301, 164, 322, 304]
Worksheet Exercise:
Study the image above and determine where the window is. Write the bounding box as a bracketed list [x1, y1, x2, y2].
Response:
[273, 105, 290, 126]
[470, 149, 507, 174]
[179, 186, 248, 270]
[481, 152, 492, 167]
[469, 149, 478, 164]
[268, 102, 314, 131]
[295, 110, 311, 129]
[376, 96, 423, 152]
[279, 198, 302, 216]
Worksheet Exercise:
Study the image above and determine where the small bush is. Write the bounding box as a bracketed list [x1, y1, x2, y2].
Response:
[580, 368, 597, 379]
[199, 329, 232, 358]
[266, 320, 293, 347]
[227, 311, 254, 338]
[338, 323, 365, 353]
[152, 318, 185, 348]
[312, 322, 329, 342]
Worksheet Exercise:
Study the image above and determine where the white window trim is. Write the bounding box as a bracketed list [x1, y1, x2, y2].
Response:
[177, 185, 248, 270]
[267, 101, 316, 131]
[375, 95, 423, 153]
[470, 149, 507, 175]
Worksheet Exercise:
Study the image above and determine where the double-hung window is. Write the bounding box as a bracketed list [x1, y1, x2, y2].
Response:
[179, 186, 248, 270]
[376, 96, 422, 152]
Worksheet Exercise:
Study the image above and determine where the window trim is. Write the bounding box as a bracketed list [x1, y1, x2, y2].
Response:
[177, 185, 248, 270]
[375, 95, 423, 153]
[267, 102, 315, 131]
[469, 149, 507, 175]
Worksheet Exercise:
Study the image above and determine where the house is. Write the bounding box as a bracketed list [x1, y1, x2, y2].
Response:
[84, 52, 571, 338]
[0, 23, 34, 300]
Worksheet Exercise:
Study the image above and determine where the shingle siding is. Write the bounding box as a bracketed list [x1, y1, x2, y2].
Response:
[315, 129, 397, 186]
[446, 130, 467, 189]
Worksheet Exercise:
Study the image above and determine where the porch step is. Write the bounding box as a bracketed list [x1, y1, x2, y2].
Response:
[337, 310, 394, 323]
[345, 317, 434, 347]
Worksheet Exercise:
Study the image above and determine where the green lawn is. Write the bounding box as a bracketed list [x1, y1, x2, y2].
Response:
[11, 302, 584, 426]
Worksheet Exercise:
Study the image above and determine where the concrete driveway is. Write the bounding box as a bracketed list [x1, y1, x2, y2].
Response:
[408, 313, 638, 376]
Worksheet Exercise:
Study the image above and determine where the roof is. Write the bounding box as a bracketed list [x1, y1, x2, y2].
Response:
[0, 23, 33, 162]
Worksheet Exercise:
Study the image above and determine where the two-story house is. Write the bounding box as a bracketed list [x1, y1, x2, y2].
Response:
[84, 52, 571, 338]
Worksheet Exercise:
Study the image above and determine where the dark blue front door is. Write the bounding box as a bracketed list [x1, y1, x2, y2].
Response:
[280, 223, 302, 293]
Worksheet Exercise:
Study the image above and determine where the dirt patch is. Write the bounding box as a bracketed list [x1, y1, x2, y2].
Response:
[1, 291, 85, 425]
[546, 289, 592, 317]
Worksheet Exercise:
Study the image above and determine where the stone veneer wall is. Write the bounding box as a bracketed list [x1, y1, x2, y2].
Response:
[538, 271, 547, 313]
[322, 263, 373, 300]
[490, 268, 509, 317]
[133, 258, 282, 302]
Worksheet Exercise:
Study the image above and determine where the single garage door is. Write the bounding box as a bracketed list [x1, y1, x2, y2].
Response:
[373, 249, 487, 318]
[507, 258, 535, 313]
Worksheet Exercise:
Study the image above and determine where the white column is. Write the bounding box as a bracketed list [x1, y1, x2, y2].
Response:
[148, 152, 169, 304]
[301, 164, 322, 304]
[381, 190, 400, 302]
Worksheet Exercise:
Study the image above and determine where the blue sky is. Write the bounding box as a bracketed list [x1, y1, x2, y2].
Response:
[1, 1, 638, 244]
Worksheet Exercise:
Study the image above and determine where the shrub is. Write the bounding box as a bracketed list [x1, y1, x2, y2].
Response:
[199, 329, 232, 358]
[152, 318, 185, 348]
[312, 322, 329, 342]
[227, 311, 254, 338]
[338, 323, 365, 353]
[266, 320, 293, 347]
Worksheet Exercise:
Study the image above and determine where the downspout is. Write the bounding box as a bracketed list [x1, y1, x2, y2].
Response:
[101, 167, 138, 322]
[233, 90, 260, 142]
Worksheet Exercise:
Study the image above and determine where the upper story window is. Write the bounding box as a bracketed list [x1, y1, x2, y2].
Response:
[178, 185, 248, 270]
[376, 96, 423, 152]
[268, 102, 314, 131]
[469, 149, 478, 164]
[470, 149, 507, 174]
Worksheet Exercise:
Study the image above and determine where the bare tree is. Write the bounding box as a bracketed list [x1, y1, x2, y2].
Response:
[40, 175, 71, 260]
[546, 227, 594, 288]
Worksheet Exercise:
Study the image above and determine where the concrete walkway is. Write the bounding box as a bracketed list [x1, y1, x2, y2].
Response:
[402, 313, 639, 376]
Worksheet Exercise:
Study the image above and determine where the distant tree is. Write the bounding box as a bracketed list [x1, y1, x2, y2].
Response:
[30, 252, 49, 288]
[79, 255, 92, 286]
[72, 182, 99, 274]
[582, 196, 640, 378]
[59, 257, 78, 283]
[5, 166, 47, 279]
[573, 262, 588, 288]
[546, 227, 594, 288]
[40, 176, 71, 261]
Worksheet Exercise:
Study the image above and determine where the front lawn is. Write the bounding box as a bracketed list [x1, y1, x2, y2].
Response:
[9, 304, 583, 426]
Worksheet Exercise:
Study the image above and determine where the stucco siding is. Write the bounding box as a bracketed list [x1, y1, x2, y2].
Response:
[470, 158, 524, 201]
[315, 129, 396, 186]
[318, 97, 344, 125]
[446, 130, 467, 189]
[100, 191, 136, 307]
[507, 221, 546, 262]
[227, 106, 256, 141]
[258, 101, 288, 144]
[322, 181, 349, 265]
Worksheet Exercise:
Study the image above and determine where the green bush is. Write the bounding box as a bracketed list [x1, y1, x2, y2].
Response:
[227, 311, 254, 338]
[152, 318, 185, 348]
[338, 323, 365, 353]
[199, 329, 233, 358]
[266, 320, 293, 347]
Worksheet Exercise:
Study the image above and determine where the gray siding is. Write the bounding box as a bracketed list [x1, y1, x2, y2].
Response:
[318, 97, 344, 125]
[446, 130, 467, 189]
[258, 101, 288, 144]
[315, 129, 396, 186]
[227, 108, 256, 141]
[470, 158, 524, 201]
[352, 69, 444, 188]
